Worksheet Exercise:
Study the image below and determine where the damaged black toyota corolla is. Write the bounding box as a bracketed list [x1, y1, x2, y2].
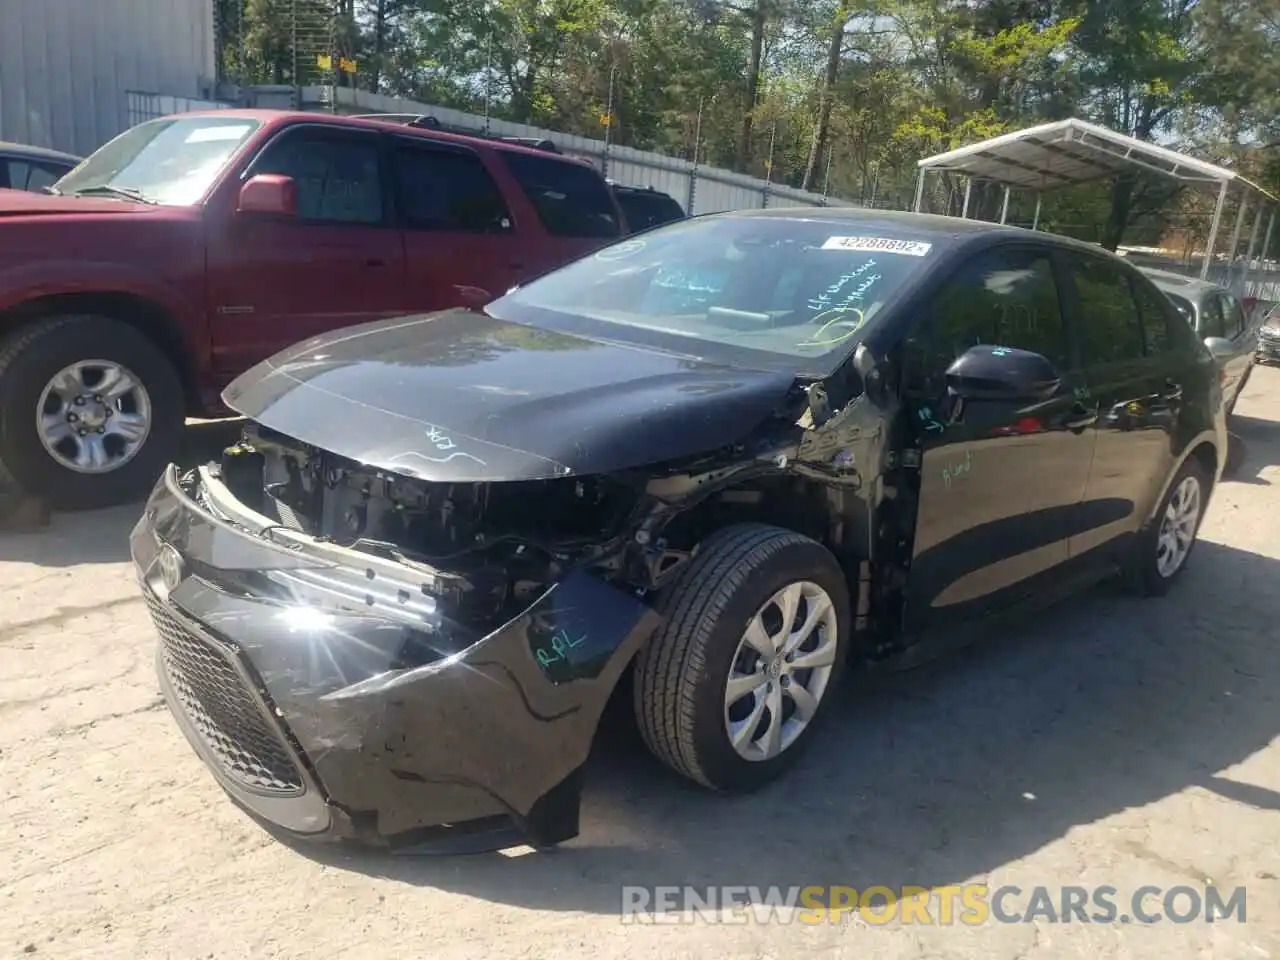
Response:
[132, 209, 1227, 853]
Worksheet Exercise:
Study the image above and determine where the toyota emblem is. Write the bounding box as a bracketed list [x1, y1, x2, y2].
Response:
[157, 544, 185, 591]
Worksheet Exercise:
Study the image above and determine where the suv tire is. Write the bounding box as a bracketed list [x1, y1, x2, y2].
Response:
[0, 315, 185, 510]
[633, 523, 851, 792]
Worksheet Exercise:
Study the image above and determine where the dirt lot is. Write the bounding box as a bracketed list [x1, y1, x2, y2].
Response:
[3, 373, 1280, 960]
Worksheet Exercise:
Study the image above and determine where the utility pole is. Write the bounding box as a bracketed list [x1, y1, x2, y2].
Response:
[291, 0, 299, 107]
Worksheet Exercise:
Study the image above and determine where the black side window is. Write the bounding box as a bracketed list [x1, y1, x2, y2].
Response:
[392, 143, 511, 232]
[27, 164, 64, 192]
[903, 247, 1066, 396]
[1068, 255, 1145, 364]
[2, 159, 62, 192]
[1201, 295, 1227, 338]
[252, 129, 383, 225]
[616, 190, 684, 232]
[499, 152, 620, 239]
[1132, 278, 1174, 355]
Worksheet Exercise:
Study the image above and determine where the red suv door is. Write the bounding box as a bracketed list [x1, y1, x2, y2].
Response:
[204, 123, 407, 379]
[491, 150, 624, 274]
[388, 136, 526, 310]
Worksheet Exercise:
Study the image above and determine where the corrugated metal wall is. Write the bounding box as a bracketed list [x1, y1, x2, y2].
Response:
[0, 0, 215, 156]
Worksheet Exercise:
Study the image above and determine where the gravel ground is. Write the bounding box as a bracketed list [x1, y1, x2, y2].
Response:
[3, 372, 1280, 960]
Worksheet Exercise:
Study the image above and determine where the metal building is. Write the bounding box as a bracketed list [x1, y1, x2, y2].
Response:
[0, 0, 216, 157]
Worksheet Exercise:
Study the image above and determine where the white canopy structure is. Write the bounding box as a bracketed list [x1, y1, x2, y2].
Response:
[913, 118, 1278, 286]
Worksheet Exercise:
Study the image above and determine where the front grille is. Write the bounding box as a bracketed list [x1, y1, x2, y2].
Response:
[146, 593, 304, 795]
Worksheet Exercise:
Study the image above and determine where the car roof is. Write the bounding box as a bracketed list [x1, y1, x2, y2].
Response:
[1138, 266, 1222, 299]
[704, 206, 1125, 256]
[172, 108, 596, 164]
[0, 141, 81, 165]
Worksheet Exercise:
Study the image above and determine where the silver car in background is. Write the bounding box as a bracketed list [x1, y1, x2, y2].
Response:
[1256, 304, 1280, 366]
[1139, 267, 1257, 417]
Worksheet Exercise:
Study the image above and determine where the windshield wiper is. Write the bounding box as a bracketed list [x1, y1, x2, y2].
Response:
[71, 185, 158, 204]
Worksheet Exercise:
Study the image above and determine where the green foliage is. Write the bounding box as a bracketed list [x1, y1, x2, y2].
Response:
[213, 0, 1276, 245]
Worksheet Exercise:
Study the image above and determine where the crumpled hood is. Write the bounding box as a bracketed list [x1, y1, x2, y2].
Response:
[222, 310, 800, 482]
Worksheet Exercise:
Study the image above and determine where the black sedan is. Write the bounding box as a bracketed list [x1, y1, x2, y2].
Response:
[0, 141, 80, 193]
[131, 208, 1227, 853]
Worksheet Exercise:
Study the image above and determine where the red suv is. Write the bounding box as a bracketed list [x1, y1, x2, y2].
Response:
[0, 110, 624, 509]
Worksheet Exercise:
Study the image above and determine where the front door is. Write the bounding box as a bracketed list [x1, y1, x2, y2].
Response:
[1061, 253, 1184, 563]
[389, 137, 526, 311]
[205, 124, 407, 379]
[900, 243, 1095, 633]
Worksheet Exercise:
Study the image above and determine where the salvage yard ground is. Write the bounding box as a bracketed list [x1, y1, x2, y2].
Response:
[4, 373, 1280, 960]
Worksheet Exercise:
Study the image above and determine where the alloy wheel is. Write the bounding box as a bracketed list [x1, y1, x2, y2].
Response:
[36, 359, 153, 474]
[1155, 474, 1202, 579]
[723, 581, 839, 762]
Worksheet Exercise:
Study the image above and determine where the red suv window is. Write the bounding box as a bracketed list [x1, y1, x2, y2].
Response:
[498, 151, 620, 239]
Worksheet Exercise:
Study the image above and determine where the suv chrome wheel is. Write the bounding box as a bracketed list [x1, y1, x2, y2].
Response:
[36, 359, 153, 474]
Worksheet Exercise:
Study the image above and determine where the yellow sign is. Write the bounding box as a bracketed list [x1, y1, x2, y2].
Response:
[600, 113, 613, 127]
[339, 57, 358, 74]
[316, 54, 332, 69]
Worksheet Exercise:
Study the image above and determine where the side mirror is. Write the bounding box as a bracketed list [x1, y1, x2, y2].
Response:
[1203, 336, 1234, 362]
[945, 344, 1061, 403]
[237, 174, 297, 217]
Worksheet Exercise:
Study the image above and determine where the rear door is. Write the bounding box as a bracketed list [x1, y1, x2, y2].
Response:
[494, 151, 624, 274]
[205, 124, 407, 377]
[1218, 290, 1256, 405]
[1061, 252, 1182, 563]
[389, 136, 525, 311]
[900, 242, 1095, 632]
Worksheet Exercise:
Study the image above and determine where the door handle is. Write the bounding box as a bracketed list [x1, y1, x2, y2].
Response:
[1061, 402, 1098, 432]
[364, 258, 387, 268]
[1163, 379, 1183, 402]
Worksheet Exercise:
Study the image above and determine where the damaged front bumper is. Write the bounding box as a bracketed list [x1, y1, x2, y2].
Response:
[131, 464, 659, 852]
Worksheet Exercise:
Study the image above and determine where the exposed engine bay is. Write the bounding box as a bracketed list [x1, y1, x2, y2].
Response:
[211, 423, 656, 634]
[201, 409, 895, 647]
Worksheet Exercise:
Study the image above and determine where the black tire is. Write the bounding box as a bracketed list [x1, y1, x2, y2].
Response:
[0, 315, 185, 511]
[633, 523, 852, 792]
[1122, 456, 1211, 597]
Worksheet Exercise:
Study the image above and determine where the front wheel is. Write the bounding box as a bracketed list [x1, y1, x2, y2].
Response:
[633, 523, 852, 792]
[0, 315, 185, 510]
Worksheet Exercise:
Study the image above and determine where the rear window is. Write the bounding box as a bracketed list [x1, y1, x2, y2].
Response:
[498, 152, 621, 239]
[615, 189, 685, 232]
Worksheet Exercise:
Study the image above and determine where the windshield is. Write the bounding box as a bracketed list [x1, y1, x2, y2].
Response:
[490, 215, 937, 366]
[54, 116, 261, 205]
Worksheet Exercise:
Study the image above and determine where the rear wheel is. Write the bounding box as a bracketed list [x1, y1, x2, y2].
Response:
[0, 315, 185, 510]
[633, 523, 851, 792]
[1122, 457, 1210, 597]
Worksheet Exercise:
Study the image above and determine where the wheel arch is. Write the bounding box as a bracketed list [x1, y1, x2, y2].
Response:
[1145, 434, 1220, 530]
[0, 292, 200, 414]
